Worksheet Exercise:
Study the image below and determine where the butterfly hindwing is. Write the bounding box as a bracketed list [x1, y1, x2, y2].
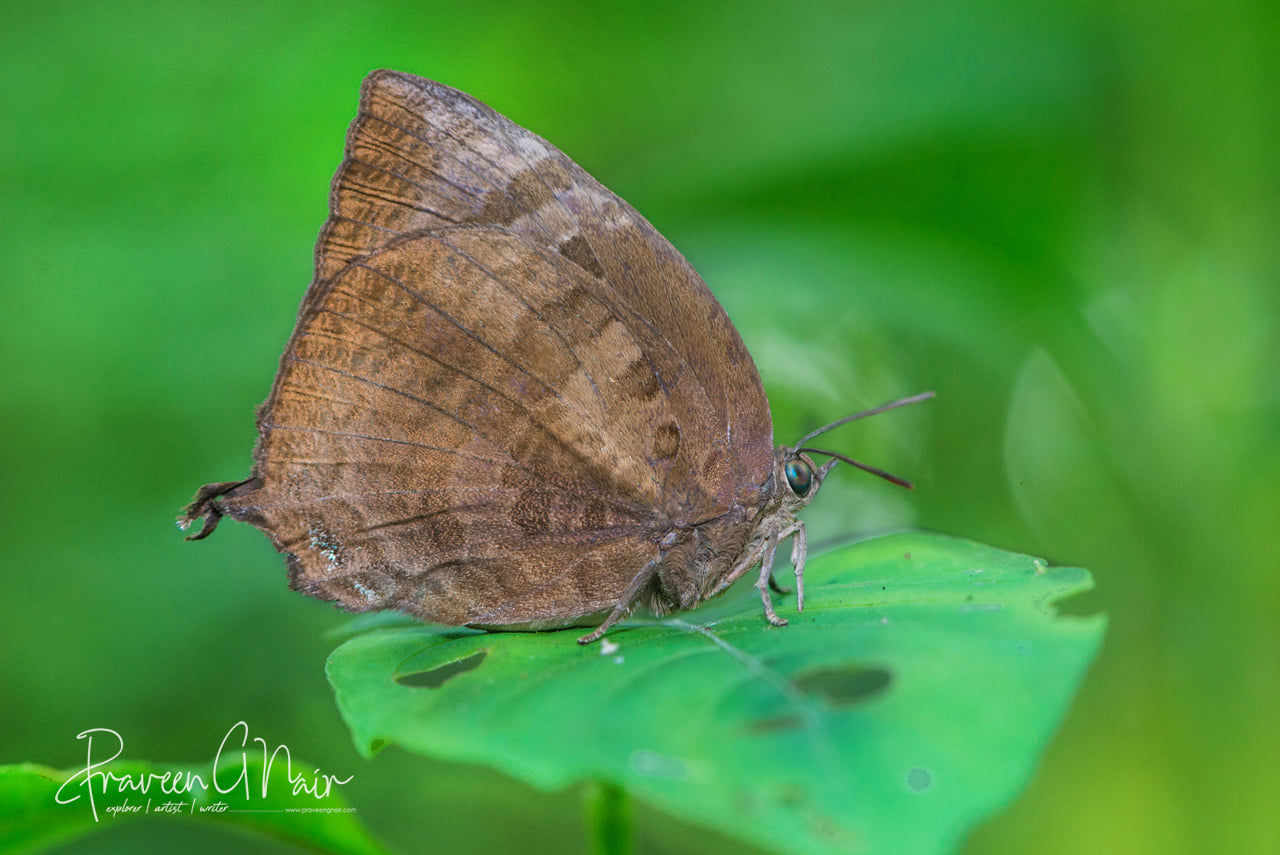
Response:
[221, 227, 719, 624]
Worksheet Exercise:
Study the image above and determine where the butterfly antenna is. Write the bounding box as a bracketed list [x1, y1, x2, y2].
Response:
[793, 390, 935, 448]
[796, 448, 916, 489]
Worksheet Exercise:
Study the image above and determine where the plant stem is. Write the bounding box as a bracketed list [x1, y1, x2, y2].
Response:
[583, 780, 633, 855]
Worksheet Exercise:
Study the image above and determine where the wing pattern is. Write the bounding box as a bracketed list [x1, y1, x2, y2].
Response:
[203, 71, 775, 626]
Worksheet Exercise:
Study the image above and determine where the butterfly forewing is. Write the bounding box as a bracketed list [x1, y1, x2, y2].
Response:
[316, 71, 774, 504]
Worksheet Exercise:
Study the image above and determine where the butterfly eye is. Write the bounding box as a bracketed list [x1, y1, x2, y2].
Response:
[784, 459, 813, 497]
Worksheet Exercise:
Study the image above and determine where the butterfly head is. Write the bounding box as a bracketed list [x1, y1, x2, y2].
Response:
[778, 390, 937, 509]
[772, 450, 837, 513]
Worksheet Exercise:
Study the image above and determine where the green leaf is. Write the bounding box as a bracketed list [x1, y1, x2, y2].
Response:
[327, 532, 1104, 855]
[0, 750, 395, 855]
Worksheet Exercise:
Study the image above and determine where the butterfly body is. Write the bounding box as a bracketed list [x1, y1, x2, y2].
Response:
[182, 70, 925, 643]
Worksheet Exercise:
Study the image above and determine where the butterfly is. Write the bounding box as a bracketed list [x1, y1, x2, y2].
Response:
[179, 70, 932, 644]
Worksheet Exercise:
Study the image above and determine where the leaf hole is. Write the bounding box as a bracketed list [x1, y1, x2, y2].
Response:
[1052, 586, 1101, 617]
[746, 715, 804, 734]
[793, 665, 891, 706]
[396, 650, 487, 688]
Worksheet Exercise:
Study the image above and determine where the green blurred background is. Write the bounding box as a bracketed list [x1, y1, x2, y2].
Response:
[2, 1, 1276, 853]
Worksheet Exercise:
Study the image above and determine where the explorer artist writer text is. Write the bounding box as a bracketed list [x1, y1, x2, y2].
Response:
[54, 721, 354, 822]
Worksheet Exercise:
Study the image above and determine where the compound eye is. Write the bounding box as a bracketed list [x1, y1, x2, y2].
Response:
[784, 459, 813, 497]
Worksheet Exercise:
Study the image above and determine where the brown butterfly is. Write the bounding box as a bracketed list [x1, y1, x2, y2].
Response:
[180, 70, 932, 644]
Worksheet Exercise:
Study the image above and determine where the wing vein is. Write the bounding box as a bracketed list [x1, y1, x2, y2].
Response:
[284, 355, 648, 518]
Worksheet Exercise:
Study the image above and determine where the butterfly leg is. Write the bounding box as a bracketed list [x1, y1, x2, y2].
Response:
[577, 557, 661, 645]
[764, 522, 807, 600]
[784, 520, 807, 611]
[754, 529, 788, 627]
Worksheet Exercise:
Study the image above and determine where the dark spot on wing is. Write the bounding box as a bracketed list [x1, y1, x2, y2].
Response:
[619, 357, 661, 401]
[475, 168, 554, 226]
[558, 234, 605, 278]
[653, 422, 680, 460]
[511, 488, 553, 535]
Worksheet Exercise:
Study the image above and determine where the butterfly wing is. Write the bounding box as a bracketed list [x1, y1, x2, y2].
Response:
[187, 71, 775, 625]
[215, 227, 712, 624]
[316, 70, 774, 509]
